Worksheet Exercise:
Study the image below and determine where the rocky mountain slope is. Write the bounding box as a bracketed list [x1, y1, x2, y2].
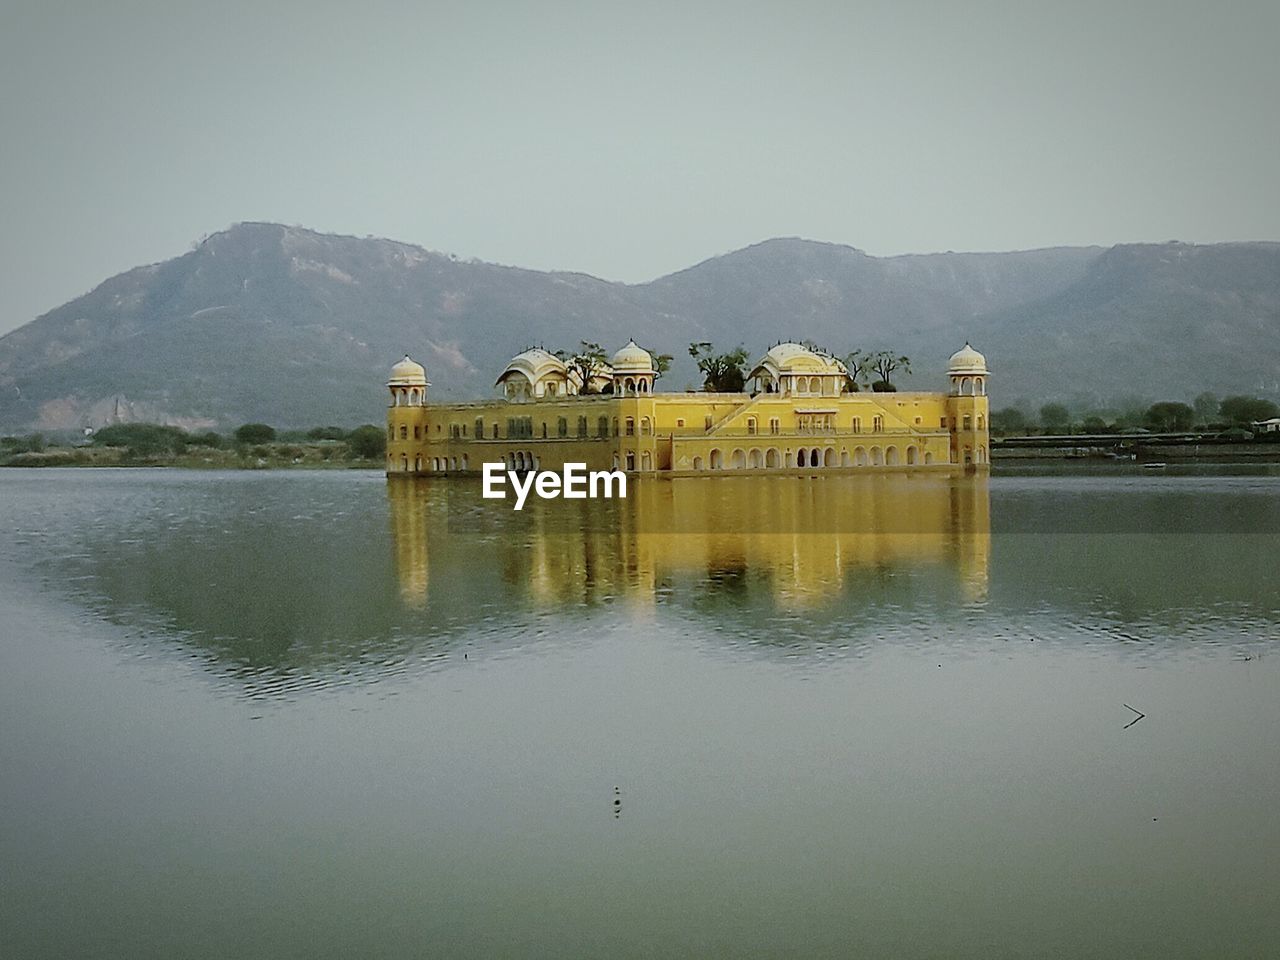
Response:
[1, 222, 1275, 430]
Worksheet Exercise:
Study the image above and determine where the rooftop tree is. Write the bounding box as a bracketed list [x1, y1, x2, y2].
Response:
[869, 351, 911, 391]
[556, 341, 608, 394]
[688, 342, 750, 392]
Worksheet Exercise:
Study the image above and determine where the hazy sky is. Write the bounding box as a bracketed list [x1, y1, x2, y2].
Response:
[1, 0, 1277, 335]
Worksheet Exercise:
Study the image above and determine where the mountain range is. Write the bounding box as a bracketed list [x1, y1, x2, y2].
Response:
[2, 222, 1277, 431]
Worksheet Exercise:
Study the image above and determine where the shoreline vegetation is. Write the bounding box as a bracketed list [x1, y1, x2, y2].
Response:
[991, 394, 1278, 439]
[1, 422, 387, 469]
[989, 394, 1280, 462]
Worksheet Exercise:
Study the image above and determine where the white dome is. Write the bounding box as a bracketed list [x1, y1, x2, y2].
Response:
[494, 348, 569, 386]
[947, 343, 988, 375]
[749, 342, 846, 380]
[610, 339, 655, 374]
[388, 355, 427, 385]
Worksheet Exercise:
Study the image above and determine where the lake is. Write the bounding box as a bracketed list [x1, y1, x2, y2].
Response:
[2, 467, 1279, 958]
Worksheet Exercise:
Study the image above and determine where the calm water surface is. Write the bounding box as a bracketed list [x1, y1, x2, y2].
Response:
[1, 468, 1278, 958]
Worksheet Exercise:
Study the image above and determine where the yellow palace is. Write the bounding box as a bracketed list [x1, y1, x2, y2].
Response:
[385, 341, 990, 476]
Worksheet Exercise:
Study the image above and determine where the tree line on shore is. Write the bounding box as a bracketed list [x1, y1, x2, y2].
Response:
[1, 422, 388, 463]
[991, 394, 1280, 438]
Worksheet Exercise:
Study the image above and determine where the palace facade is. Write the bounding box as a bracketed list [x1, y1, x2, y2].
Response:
[385, 341, 990, 476]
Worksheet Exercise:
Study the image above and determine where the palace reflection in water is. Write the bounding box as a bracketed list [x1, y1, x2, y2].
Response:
[18, 468, 1277, 686]
[388, 474, 991, 612]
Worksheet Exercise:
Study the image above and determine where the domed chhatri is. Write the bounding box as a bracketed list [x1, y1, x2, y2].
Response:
[947, 343, 989, 397]
[495, 348, 576, 401]
[387, 355, 428, 408]
[749, 342, 848, 396]
[947, 343, 988, 375]
[610, 339, 655, 373]
[388, 355, 427, 385]
[611, 340, 656, 395]
[386, 341, 991, 475]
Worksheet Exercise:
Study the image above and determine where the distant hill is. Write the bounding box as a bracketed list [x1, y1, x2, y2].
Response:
[1, 222, 1277, 431]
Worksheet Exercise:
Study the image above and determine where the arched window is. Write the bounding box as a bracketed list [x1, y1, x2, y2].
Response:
[747, 448, 762, 469]
[809, 448, 820, 467]
[641, 451, 651, 470]
[557, 417, 568, 438]
[640, 417, 651, 436]
[823, 447, 836, 467]
[625, 417, 635, 436]
[399, 425, 407, 440]
[612, 418, 619, 437]
[886, 446, 900, 465]
[797, 449, 806, 467]
[977, 415, 985, 430]
[693, 456, 704, 470]
[766, 448, 780, 468]
[906, 446, 918, 465]
[746, 417, 757, 435]
[709, 449, 723, 469]
[730, 449, 745, 469]
[598, 416, 609, 438]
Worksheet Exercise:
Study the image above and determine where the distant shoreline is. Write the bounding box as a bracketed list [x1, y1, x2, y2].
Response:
[0, 447, 382, 470]
[993, 439, 1280, 463]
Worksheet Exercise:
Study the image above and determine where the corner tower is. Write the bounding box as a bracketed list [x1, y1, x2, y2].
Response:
[387, 355, 428, 473]
[945, 344, 990, 468]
